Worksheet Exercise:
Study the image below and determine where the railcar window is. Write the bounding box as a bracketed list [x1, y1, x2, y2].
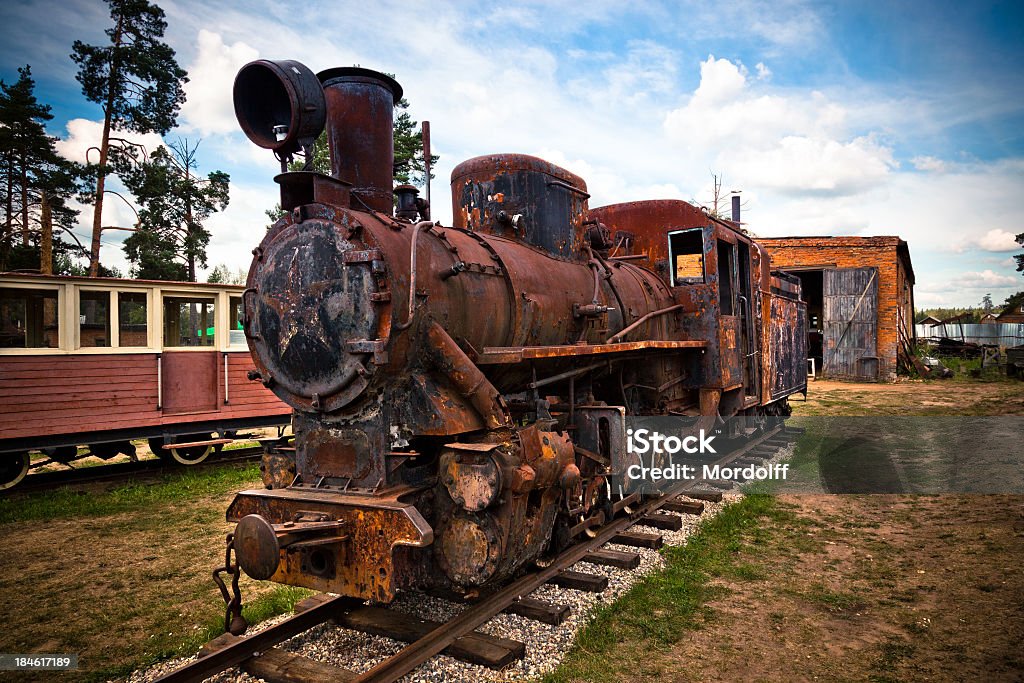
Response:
[118, 292, 148, 347]
[79, 290, 111, 347]
[0, 287, 60, 348]
[163, 296, 216, 347]
[668, 229, 704, 286]
[229, 296, 246, 346]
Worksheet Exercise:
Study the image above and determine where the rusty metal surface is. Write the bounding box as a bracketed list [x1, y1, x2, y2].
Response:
[227, 486, 432, 602]
[319, 68, 402, 213]
[587, 199, 711, 276]
[451, 154, 589, 261]
[233, 60, 326, 156]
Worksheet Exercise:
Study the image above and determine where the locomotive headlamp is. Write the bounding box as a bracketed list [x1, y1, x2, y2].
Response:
[233, 59, 326, 157]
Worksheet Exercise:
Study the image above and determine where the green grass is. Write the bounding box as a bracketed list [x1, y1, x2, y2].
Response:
[799, 583, 866, 614]
[87, 584, 314, 683]
[542, 493, 794, 682]
[0, 462, 261, 525]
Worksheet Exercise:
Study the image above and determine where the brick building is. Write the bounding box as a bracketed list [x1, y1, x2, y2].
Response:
[759, 236, 915, 382]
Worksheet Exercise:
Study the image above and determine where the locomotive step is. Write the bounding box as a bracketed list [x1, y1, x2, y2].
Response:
[504, 597, 570, 625]
[661, 499, 705, 515]
[641, 513, 684, 531]
[548, 570, 609, 593]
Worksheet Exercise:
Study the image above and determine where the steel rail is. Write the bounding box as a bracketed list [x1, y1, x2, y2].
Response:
[154, 595, 362, 683]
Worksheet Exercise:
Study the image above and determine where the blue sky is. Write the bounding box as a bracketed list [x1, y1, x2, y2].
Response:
[2, 0, 1022, 307]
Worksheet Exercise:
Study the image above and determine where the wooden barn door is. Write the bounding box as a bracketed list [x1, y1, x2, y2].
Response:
[822, 268, 879, 380]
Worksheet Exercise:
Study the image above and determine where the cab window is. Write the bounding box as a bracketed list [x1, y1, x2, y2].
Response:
[668, 229, 705, 286]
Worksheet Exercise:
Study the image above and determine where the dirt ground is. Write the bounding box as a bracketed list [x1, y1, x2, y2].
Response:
[647, 494, 1024, 682]
[0, 480, 280, 681]
[792, 378, 1024, 416]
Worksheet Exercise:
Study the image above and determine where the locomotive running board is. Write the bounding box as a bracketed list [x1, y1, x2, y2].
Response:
[474, 339, 706, 364]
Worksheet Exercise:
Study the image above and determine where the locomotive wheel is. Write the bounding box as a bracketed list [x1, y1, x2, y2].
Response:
[149, 436, 214, 466]
[42, 445, 78, 464]
[0, 452, 30, 491]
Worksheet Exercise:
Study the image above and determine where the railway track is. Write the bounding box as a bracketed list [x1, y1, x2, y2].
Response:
[152, 424, 800, 683]
[7, 446, 264, 495]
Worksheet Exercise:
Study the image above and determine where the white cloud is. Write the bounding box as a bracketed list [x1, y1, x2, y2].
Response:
[755, 62, 772, 81]
[664, 55, 894, 197]
[691, 54, 746, 105]
[975, 229, 1020, 252]
[179, 29, 260, 136]
[911, 155, 948, 173]
[950, 270, 1019, 288]
[55, 118, 165, 165]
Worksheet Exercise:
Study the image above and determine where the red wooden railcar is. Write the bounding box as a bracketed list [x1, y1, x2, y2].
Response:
[0, 273, 291, 489]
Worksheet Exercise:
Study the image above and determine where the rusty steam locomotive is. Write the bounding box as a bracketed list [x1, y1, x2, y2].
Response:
[225, 60, 807, 606]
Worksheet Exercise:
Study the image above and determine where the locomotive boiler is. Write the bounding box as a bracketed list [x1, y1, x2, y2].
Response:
[225, 60, 807, 606]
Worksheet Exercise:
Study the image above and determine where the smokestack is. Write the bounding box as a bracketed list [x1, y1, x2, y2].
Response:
[731, 195, 741, 224]
[317, 68, 403, 213]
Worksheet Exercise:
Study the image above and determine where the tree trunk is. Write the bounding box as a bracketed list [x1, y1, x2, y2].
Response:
[87, 16, 123, 277]
[40, 189, 52, 274]
[87, 126, 110, 276]
[20, 148, 28, 246]
[3, 152, 12, 267]
[185, 165, 195, 281]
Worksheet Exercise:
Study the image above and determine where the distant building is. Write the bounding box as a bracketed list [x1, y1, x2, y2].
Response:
[980, 312, 998, 324]
[759, 236, 915, 382]
[996, 302, 1024, 324]
[918, 315, 942, 325]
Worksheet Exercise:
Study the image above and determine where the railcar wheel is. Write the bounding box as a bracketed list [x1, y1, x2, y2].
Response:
[0, 452, 30, 491]
[169, 444, 213, 465]
[150, 435, 214, 466]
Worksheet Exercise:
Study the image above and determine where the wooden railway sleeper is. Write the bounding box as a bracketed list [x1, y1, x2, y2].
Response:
[212, 533, 248, 636]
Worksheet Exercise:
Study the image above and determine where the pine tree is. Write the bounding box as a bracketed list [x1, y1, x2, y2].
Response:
[71, 0, 187, 276]
[392, 95, 438, 187]
[121, 139, 229, 281]
[0, 66, 86, 273]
